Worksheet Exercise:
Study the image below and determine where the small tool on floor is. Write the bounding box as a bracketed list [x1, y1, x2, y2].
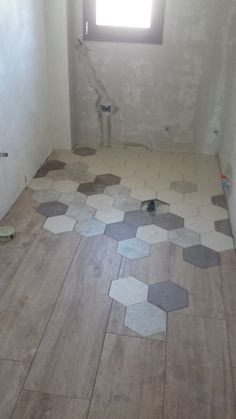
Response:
[0, 226, 16, 242]
[147, 200, 156, 212]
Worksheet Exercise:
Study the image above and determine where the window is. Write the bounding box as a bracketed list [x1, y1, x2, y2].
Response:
[83, 0, 166, 44]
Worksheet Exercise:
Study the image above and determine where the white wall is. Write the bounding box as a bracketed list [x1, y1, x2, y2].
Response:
[0, 0, 53, 219]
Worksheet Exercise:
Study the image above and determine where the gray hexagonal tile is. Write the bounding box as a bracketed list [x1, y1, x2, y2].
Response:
[117, 238, 150, 260]
[74, 218, 106, 237]
[95, 173, 121, 186]
[59, 191, 86, 207]
[125, 302, 167, 338]
[104, 185, 130, 198]
[171, 180, 198, 194]
[113, 197, 142, 212]
[32, 189, 61, 203]
[136, 225, 168, 244]
[77, 182, 105, 196]
[37, 201, 68, 217]
[168, 228, 200, 248]
[211, 194, 227, 209]
[105, 222, 137, 241]
[215, 219, 233, 237]
[109, 277, 148, 306]
[124, 210, 154, 227]
[73, 147, 96, 156]
[66, 205, 96, 222]
[148, 281, 189, 312]
[154, 213, 184, 231]
[183, 244, 220, 268]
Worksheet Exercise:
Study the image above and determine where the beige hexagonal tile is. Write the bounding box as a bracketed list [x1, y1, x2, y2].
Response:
[54, 150, 81, 163]
[131, 187, 157, 201]
[201, 231, 234, 252]
[170, 203, 198, 218]
[199, 205, 228, 222]
[86, 194, 114, 209]
[185, 216, 215, 233]
[120, 176, 145, 189]
[136, 225, 168, 244]
[53, 180, 79, 193]
[157, 190, 183, 204]
[95, 208, 124, 224]
[145, 179, 170, 192]
[184, 192, 211, 207]
[88, 163, 112, 175]
[29, 178, 53, 191]
[43, 215, 76, 234]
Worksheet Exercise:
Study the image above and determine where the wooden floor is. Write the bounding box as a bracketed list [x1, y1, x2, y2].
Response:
[0, 175, 236, 417]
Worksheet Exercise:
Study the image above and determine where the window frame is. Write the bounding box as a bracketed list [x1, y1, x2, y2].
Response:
[83, 0, 166, 44]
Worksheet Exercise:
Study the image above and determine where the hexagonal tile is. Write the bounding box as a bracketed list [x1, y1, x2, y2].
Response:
[201, 231, 234, 252]
[78, 182, 105, 196]
[86, 194, 114, 210]
[95, 173, 121, 186]
[46, 170, 69, 182]
[109, 277, 148, 306]
[136, 225, 168, 244]
[113, 197, 141, 212]
[43, 160, 66, 172]
[199, 205, 228, 221]
[74, 218, 106, 237]
[95, 208, 124, 224]
[104, 185, 130, 198]
[53, 180, 79, 193]
[53, 150, 80, 163]
[29, 178, 53, 191]
[58, 192, 86, 207]
[66, 205, 96, 222]
[117, 238, 150, 260]
[141, 200, 170, 215]
[168, 228, 200, 248]
[124, 210, 154, 227]
[105, 222, 137, 241]
[215, 219, 233, 237]
[157, 190, 183, 204]
[183, 245, 220, 268]
[148, 281, 189, 312]
[184, 192, 211, 207]
[154, 213, 184, 231]
[34, 166, 48, 178]
[73, 147, 96, 156]
[170, 203, 198, 218]
[211, 194, 227, 209]
[185, 216, 215, 233]
[65, 165, 95, 184]
[171, 180, 198, 194]
[89, 164, 112, 175]
[120, 176, 145, 189]
[145, 179, 170, 192]
[32, 189, 61, 203]
[37, 201, 68, 217]
[131, 187, 157, 201]
[43, 215, 76, 234]
[125, 302, 167, 338]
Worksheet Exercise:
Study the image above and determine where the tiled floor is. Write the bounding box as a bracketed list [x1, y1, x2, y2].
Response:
[0, 146, 236, 418]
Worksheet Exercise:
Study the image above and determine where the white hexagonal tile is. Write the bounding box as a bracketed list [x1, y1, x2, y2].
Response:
[201, 231, 234, 252]
[136, 225, 168, 244]
[32, 189, 61, 203]
[125, 301, 167, 338]
[86, 194, 114, 210]
[109, 277, 148, 306]
[59, 191, 86, 206]
[104, 185, 130, 199]
[184, 192, 211, 207]
[53, 180, 79, 193]
[95, 208, 124, 224]
[43, 215, 76, 234]
[131, 187, 157, 201]
[185, 216, 215, 233]
[29, 178, 53, 191]
[199, 205, 228, 222]
[54, 150, 81, 163]
[120, 176, 145, 189]
[75, 218, 106, 237]
[168, 228, 200, 248]
[66, 205, 96, 222]
[170, 203, 198, 218]
[157, 190, 183, 204]
[113, 197, 142, 212]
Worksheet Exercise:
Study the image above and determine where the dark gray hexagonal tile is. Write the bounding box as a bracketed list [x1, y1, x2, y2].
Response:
[183, 244, 220, 268]
[105, 222, 137, 241]
[154, 213, 184, 231]
[148, 281, 189, 312]
[37, 201, 68, 217]
[95, 173, 121, 186]
[73, 147, 96, 156]
[77, 182, 105, 196]
[215, 219, 233, 237]
[212, 194, 228, 209]
[34, 167, 48, 178]
[34, 160, 66, 178]
[170, 180, 198, 194]
[124, 210, 154, 227]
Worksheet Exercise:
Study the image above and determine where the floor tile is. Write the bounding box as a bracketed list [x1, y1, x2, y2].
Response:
[112, 166, 135, 177]
[52, 150, 81, 163]
[170, 180, 198, 193]
[215, 219, 233, 237]
[78, 182, 105, 195]
[105, 222, 137, 241]
[185, 216, 215, 233]
[44, 215, 76, 233]
[113, 197, 141, 212]
[95, 173, 121, 186]
[74, 147, 96, 156]
[201, 231, 234, 252]
[184, 192, 212, 207]
[157, 190, 183, 204]
[170, 202, 198, 218]
[137, 225, 168, 244]
[86, 194, 114, 209]
[89, 164, 112, 175]
[46, 169, 69, 182]
[109, 277, 148, 306]
[65, 167, 95, 184]
[168, 228, 200, 248]
[75, 218, 106, 237]
[154, 213, 184, 231]
[148, 281, 189, 312]
[52, 180, 79, 193]
[131, 187, 157, 201]
[120, 176, 145, 188]
[95, 207, 124, 224]
[64, 161, 89, 172]
[141, 200, 170, 215]
[145, 179, 170, 192]
[34, 166, 48, 178]
[58, 191, 86, 207]
[43, 160, 66, 172]
[29, 178, 53, 191]
[37, 201, 68, 217]
[66, 205, 96, 222]
[199, 205, 228, 221]
[117, 238, 150, 260]
[32, 189, 61, 203]
[124, 210, 154, 227]
[183, 244, 220, 268]
[212, 194, 228, 209]
[104, 184, 130, 198]
[125, 301, 167, 338]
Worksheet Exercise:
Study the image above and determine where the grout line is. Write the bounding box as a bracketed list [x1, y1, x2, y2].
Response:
[16, 387, 90, 402]
[106, 331, 166, 343]
[0, 357, 31, 364]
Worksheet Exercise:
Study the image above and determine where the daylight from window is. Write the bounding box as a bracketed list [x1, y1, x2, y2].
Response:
[96, 0, 153, 29]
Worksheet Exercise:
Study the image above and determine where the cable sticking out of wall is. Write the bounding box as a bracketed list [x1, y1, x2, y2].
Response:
[76, 39, 119, 147]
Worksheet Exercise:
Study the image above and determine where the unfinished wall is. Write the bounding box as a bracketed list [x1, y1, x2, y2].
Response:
[0, 0, 53, 219]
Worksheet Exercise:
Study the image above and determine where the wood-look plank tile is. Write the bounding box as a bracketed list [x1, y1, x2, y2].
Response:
[0, 359, 29, 419]
[169, 244, 225, 319]
[0, 188, 45, 234]
[88, 334, 164, 419]
[165, 313, 234, 408]
[220, 250, 236, 316]
[0, 230, 80, 361]
[11, 390, 89, 419]
[25, 235, 121, 399]
[0, 233, 35, 299]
